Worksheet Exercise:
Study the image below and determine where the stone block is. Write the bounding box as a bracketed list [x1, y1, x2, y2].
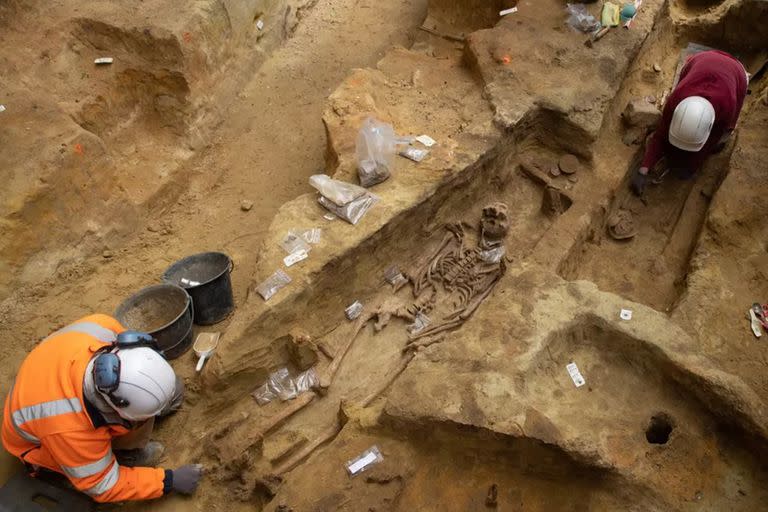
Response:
[622, 98, 661, 129]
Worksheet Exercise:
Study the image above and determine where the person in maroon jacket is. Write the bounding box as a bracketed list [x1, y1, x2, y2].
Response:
[630, 50, 749, 196]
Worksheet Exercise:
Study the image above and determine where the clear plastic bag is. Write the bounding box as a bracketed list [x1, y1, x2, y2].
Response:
[252, 367, 297, 404]
[256, 269, 292, 301]
[356, 117, 396, 187]
[252, 382, 276, 405]
[345, 300, 364, 320]
[565, 3, 600, 33]
[280, 231, 311, 255]
[318, 193, 378, 225]
[346, 445, 383, 476]
[399, 146, 429, 163]
[300, 228, 322, 244]
[309, 174, 367, 206]
[407, 312, 431, 335]
[295, 367, 318, 393]
[252, 367, 317, 405]
[384, 266, 408, 287]
[479, 246, 506, 264]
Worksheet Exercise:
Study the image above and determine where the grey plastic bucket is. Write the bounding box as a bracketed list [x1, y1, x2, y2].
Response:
[162, 252, 234, 325]
[115, 284, 194, 359]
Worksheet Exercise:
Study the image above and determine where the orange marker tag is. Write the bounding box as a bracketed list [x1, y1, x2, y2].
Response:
[74, 143, 84, 155]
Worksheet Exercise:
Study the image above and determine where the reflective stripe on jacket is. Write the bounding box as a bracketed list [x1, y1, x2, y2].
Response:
[1, 314, 166, 503]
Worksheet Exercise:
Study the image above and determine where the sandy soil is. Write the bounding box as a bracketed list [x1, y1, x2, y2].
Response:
[0, 0, 427, 487]
[2, 0, 768, 510]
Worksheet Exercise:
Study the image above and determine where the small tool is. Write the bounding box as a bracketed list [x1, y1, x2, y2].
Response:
[585, 26, 611, 47]
[749, 304, 764, 338]
[193, 332, 220, 372]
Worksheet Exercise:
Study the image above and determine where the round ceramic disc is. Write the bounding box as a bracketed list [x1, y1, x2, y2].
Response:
[559, 154, 579, 175]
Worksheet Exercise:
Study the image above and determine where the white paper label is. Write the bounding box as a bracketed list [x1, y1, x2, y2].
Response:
[347, 451, 378, 474]
[620, 309, 633, 321]
[499, 7, 518, 16]
[94, 57, 114, 65]
[566, 362, 585, 387]
[284, 249, 308, 267]
[415, 134, 436, 147]
[256, 19, 264, 30]
[0, 105, 6, 113]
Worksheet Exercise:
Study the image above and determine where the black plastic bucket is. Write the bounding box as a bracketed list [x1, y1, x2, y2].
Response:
[115, 284, 194, 359]
[162, 252, 234, 325]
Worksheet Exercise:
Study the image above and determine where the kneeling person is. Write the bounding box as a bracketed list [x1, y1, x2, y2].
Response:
[631, 50, 748, 195]
[2, 314, 202, 503]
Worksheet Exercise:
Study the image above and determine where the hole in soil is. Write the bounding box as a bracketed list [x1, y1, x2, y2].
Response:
[678, 0, 724, 8]
[646, 414, 674, 444]
[423, 0, 509, 37]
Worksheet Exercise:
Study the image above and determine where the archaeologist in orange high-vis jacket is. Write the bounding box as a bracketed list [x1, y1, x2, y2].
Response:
[2, 314, 203, 503]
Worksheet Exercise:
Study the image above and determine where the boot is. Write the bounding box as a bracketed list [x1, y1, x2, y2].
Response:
[115, 441, 165, 467]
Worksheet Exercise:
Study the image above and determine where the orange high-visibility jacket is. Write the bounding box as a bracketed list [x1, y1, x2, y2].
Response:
[2, 314, 168, 503]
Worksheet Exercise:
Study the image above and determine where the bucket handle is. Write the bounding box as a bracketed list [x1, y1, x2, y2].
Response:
[228, 258, 234, 274]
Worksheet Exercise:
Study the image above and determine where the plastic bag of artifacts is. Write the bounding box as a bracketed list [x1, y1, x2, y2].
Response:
[406, 312, 431, 335]
[252, 367, 319, 405]
[280, 231, 311, 255]
[356, 117, 397, 187]
[565, 3, 600, 33]
[318, 193, 379, 225]
[384, 266, 408, 287]
[345, 300, 364, 320]
[309, 174, 367, 206]
[256, 269, 292, 301]
[399, 146, 429, 162]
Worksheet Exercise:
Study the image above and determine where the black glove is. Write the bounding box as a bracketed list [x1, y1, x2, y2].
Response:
[172, 464, 203, 495]
[630, 169, 647, 196]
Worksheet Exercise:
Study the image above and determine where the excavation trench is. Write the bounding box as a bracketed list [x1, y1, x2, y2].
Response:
[137, 6, 768, 509]
[3, 0, 768, 510]
[266, 418, 669, 511]
[557, 16, 765, 312]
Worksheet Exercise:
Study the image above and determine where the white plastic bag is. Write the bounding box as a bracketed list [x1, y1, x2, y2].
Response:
[479, 246, 505, 264]
[399, 146, 429, 162]
[345, 301, 364, 320]
[256, 269, 292, 301]
[309, 174, 367, 206]
[407, 312, 431, 335]
[252, 367, 317, 405]
[565, 3, 600, 33]
[280, 231, 311, 255]
[356, 117, 396, 187]
[252, 367, 297, 404]
[318, 193, 378, 225]
[295, 367, 318, 393]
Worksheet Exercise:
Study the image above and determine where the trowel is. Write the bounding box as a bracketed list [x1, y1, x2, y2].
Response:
[193, 332, 220, 372]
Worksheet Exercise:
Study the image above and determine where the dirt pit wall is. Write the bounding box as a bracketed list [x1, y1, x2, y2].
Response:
[175, 1, 768, 510]
[0, 0, 314, 298]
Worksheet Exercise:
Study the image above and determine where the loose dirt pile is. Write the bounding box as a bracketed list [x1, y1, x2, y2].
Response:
[2, 0, 768, 510]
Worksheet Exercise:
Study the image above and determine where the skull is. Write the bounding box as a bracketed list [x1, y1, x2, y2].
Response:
[479, 202, 510, 248]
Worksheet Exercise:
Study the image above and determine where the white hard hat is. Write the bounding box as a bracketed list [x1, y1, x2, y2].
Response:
[100, 347, 177, 422]
[668, 96, 715, 152]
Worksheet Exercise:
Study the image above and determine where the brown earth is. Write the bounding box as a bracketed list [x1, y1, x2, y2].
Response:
[2, 0, 768, 510]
